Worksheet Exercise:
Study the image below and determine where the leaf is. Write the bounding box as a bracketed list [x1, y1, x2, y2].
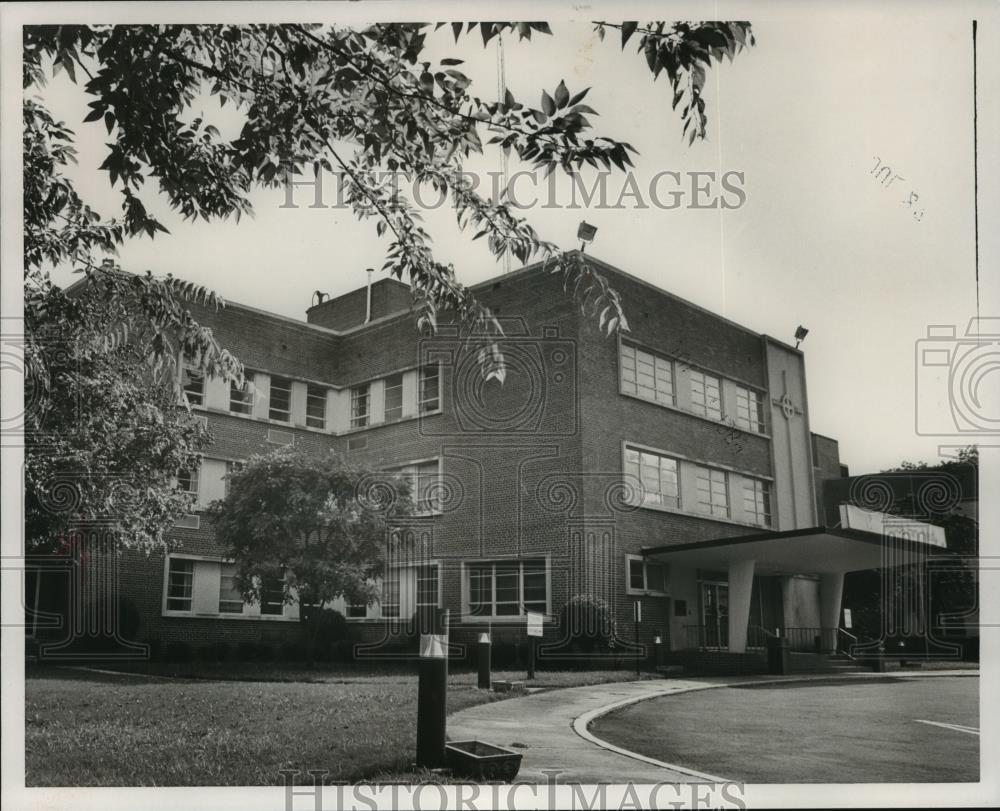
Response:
[554, 80, 569, 109]
[541, 90, 555, 116]
[440, 58, 464, 65]
[621, 21, 638, 48]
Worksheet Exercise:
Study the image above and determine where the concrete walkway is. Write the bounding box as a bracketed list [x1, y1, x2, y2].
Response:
[447, 670, 981, 784]
[448, 679, 729, 783]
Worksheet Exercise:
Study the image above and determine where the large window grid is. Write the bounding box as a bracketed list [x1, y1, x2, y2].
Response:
[182, 366, 204, 407]
[306, 384, 327, 429]
[620, 344, 674, 405]
[177, 464, 200, 499]
[261, 576, 285, 616]
[268, 376, 292, 422]
[384, 373, 404, 422]
[389, 460, 440, 514]
[230, 377, 254, 415]
[735, 385, 766, 433]
[419, 365, 440, 413]
[218, 564, 244, 614]
[350, 384, 370, 428]
[624, 446, 679, 508]
[695, 465, 730, 518]
[166, 558, 194, 611]
[689, 370, 723, 420]
[381, 570, 400, 617]
[416, 565, 439, 608]
[468, 559, 547, 617]
[627, 556, 668, 595]
[743, 478, 772, 528]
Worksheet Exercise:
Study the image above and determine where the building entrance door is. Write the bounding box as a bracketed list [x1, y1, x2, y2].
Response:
[700, 582, 729, 648]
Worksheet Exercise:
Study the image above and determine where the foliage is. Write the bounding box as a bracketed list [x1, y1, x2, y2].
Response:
[206, 446, 414, 627]
[23, 21, 755, 382]
[24, 293, 213, 553]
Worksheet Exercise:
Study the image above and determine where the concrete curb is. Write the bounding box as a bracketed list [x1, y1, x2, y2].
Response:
[572, 683, 732, 782]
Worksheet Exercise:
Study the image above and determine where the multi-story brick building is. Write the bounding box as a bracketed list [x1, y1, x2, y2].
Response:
[58, 252, 949, 664]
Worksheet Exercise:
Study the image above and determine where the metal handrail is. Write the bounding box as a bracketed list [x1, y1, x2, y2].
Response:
[837, 628, 858, 660]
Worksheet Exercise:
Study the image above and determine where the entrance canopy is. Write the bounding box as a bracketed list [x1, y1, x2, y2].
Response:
[642, 507, 950, 576]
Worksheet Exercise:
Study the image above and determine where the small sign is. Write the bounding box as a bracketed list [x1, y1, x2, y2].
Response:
[633, 600, 642, 623]
[526, 611, 544, 637]
[843, 608, 853, 629]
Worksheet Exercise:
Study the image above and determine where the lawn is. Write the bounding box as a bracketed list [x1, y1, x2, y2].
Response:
[25, 664, 654, 786]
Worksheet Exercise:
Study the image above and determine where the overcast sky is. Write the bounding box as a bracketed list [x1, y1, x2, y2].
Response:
[35, 8, 986, 475]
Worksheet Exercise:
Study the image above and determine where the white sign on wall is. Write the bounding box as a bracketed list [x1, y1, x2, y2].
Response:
[526, 611, 544, 637]
[839, 504, 947, 548]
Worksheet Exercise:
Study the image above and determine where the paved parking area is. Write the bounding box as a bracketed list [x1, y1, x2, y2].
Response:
[590, 675, 979, 783]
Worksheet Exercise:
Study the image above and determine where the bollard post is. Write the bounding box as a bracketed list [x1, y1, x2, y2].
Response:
[477, 632, 492, 690]
[526, 637, 536, 680]
[653, 635, 663, 673]
[416, 609, 449, 769]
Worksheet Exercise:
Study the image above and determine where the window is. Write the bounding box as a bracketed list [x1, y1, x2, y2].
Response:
[381, 570, 400, 618]
[306, 384, 327, 429]
[219, 564, 244, 614]
[224, 460, 243, 497]
[389, 460, 440, 514]
[467, 559, 547, 617]
[627, 556, 668, 595]
[269, 376, 292, 422]
[350, 384, 370, 428]
[230, 377, 253, 415]
[166, 558, 194, 611]
[689, 370, 722, 420]
[419, 365, 440, 413]
[620, 344, 674, 405]
[743, 478, 772, 528]
[416, 565, 439, 608]
[384, 373, 403, 422]
[182, 365, 204, 407]
[347, 602, 368, 618]
[177, 464, 200, 499]
[624, 446, 679, 509]
[261, 576, 285, 616]
[735, 386, 766, 433]
[695, 465, 730, 518]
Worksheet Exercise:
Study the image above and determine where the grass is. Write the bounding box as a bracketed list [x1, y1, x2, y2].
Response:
[25, 664, 655, 786]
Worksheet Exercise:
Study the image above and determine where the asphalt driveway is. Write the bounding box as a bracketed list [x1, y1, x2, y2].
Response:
[590, 675, 979, 783]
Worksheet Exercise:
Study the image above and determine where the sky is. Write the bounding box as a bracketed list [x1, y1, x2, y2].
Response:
[32, 9, 987, 475]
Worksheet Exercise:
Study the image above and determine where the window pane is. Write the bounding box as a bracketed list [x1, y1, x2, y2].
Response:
[182, 366, 204, 406]
[469, 566, 492, 616]
[230, 377, 253, 415]
[419, 365, 440, 413]
[261, 576, 285, 616]
[523, 560, 546, 606]
[384, 373, 403, 422]
[350, 384, 369, 428]
[381, 571, 400, 617]
[219, 564, 243, 614]
[269, 376, 292, 422]
[306, 384, 327, 429]
[690, 371, 722, 420]
[417, 565, 438, 607]
[167, 559, 194, 611]
[629, 558, 645, 590]
[646, 564, 666, 593]
[695, 465, 730, 517]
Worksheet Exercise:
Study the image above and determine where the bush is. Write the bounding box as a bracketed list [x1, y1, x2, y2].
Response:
[303, 607, 348, 662]
[558, 595, 615, 653]
[164, 641, 193, 662]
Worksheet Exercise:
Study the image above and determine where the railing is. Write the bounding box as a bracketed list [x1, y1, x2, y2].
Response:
[837, 628, 858, 659]
[683, 624, 728, 649]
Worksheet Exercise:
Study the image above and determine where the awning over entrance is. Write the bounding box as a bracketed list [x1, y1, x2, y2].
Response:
[641, 510, 951, 653]
[641, 525, 950, 576]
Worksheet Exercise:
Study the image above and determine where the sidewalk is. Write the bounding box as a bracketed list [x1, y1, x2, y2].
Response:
[446, 670, 980, 784]
[447, 679, 728, 784]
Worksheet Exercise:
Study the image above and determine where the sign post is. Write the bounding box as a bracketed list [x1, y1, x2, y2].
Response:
[416, 608, 449, 768]
[477, 631, 492, 690]
[526, 611, 543, 680]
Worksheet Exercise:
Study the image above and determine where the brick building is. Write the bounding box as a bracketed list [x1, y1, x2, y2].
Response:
[45, 253, 950, 664]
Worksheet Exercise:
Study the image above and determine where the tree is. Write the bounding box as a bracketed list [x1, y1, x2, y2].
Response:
[206, 447, 415, 661]
[24, 277, 219, 554]
[24, 21, 756, 383]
